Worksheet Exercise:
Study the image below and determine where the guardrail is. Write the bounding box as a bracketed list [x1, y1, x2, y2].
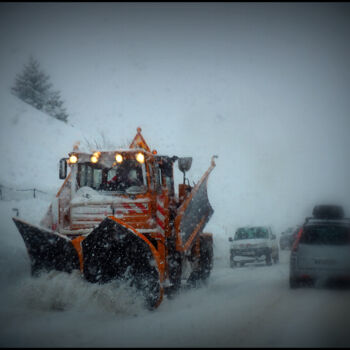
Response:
[0, 184, 54, 201]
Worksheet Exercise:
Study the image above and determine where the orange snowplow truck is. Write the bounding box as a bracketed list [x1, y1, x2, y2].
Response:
[13, 127, 217, 309]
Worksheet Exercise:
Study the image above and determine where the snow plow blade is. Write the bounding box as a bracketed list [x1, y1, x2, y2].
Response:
[12, 217, 80, 275]
[174, 156, 217, 252]
[82, 217, 164, 309]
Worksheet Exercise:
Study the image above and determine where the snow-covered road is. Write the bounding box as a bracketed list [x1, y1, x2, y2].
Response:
[0, 199, 349, 347]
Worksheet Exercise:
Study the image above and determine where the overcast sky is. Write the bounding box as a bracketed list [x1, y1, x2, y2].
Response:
[1, 2, 350, 231]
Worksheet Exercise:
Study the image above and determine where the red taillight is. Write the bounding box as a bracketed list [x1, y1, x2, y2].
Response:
[300, 274, 312, 280]
[291, 227, 303, 252]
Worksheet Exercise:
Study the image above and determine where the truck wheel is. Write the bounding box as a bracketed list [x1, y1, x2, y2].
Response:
[230, 257, 237, 268]
[266, 251, 272, 265]
[167, 251, 182, 295]
[230, 251, 236, 268]
[199, 237, 213, 281]
[273, 253, 279, 264]
[289, 275, 300, 289]
[188, 235, 213, 286]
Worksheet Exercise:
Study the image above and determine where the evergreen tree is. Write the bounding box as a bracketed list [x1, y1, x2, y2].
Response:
[12, 56, 69, 123]
[44, 90, 68, 123]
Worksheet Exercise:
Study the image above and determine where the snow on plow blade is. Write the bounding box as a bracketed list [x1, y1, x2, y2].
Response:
[12, 217, 80, 275]
[82, 217, 164, 309]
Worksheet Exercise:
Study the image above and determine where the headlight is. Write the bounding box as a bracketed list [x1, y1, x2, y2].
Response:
[91, 152, 100, 164]
[115, 154, 123, 163]
[90, 155, 98, 163]
[136, 152, 145, 163]
[69, 155, 78, 164]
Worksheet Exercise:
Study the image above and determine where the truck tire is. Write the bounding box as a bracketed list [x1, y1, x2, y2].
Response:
[266, 251, 272, 265]
[230, 257, 236, 268]
[199, 235, 213, 281]
[187, 235, 213, 286]
[166, 241, 182, 297]
[289, 275, 300, 289]
[168, 252, 183, 295]
[230, 250, 236, 268]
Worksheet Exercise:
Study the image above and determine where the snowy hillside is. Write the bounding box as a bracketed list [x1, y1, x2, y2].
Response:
[0, 90, 91, 192]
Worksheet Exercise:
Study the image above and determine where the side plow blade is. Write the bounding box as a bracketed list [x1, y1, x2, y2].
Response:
[12, 217, 80, 275]
[82, 217, 164, 309]
[175, 155, 217, 252]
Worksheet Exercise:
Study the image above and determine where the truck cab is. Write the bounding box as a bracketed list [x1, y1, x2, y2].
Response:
[52, 147, 191, 238]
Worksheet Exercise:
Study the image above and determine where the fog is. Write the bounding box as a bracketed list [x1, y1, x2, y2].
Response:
[2, 2, 350, 233]
[0, 2, 350, 347]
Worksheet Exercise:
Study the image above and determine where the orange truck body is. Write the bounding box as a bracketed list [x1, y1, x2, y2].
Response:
[13, 128, 217, 308]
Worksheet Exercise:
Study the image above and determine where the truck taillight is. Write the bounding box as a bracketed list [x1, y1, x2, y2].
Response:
[291, 227, 303, 252]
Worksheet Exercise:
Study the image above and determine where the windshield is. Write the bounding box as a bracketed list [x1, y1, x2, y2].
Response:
[283, 227, 294, 234]
[78, 159, 147, 194]
[300, 225, 350, 245]
[234, 227, 269, 240]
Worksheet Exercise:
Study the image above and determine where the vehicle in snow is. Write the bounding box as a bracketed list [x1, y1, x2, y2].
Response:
[13, 127, 217, 309]
[289, 204, 350, 288]
[279, 225, 300, 250]
[228, 226, 279, 267]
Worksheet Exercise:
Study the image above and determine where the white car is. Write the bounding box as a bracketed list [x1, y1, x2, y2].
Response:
[228, 226, 279, 267]
[290, 205, 350, 288]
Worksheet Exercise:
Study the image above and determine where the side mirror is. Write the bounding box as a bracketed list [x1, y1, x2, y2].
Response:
[178, 157, 192, 173]
[228, 237, 233, 242]
[59, 158, 68, 179]
[178, 157, 192, 184]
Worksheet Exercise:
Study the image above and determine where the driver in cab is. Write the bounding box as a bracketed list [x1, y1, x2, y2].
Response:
[107, 168, 142, 190]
